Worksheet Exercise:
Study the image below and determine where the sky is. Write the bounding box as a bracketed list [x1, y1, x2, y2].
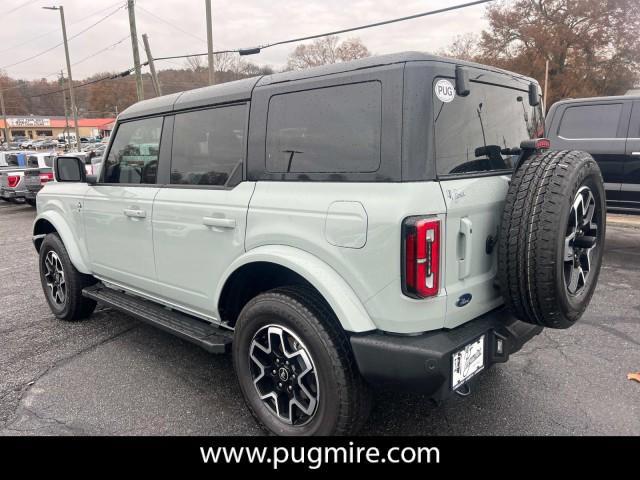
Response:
[0, 0, 492, 81]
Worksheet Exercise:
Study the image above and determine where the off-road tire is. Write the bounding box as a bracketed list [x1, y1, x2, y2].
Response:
[498, 150, 606, 329]
[39, 233, 97, 321]
[233, 285, 372, 435]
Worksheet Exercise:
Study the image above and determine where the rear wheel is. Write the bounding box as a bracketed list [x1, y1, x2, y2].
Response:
[39, 233, 97, 321]
[232, 286, 372, 435]
[25, 198, 36, 207]
[498, 150, 606, 329]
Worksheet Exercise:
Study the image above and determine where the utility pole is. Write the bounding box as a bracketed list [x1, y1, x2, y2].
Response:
[205, 0, 215, 85]
[127, 0, 144, 101]
[0, 91, 10, 144]
[142, 33, 162, 96]
[44, 6, 81, 149]
[60, 70, 70, 150]
[543, 59, 549, 111]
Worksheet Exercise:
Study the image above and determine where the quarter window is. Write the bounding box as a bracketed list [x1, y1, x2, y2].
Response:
[170, 105, 246, 187]
[558, 104, 622, 139]
[102, 116, 163, 184]
[266, 82, 382, 174]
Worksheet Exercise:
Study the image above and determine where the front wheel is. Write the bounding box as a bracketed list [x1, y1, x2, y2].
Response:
[39, 233, 97, 321]
[233, 286, 372, 435]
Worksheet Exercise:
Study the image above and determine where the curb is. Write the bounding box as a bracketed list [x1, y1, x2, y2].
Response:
[607, 214, 640, 230]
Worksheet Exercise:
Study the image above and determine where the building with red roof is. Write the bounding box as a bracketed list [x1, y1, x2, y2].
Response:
[0, 115, 115, 142]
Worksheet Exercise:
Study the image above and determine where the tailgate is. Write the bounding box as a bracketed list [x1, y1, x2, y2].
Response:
[440, 175, 509, 328]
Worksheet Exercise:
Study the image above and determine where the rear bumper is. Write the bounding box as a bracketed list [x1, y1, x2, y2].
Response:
[0, 188, 26, 199]
[350, 307, 542, 402]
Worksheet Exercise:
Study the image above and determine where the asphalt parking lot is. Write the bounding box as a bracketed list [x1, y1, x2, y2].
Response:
[0, 200, 638, 436]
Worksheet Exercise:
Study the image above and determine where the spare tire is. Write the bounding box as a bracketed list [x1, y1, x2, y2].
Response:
[498, 150, 606, 329]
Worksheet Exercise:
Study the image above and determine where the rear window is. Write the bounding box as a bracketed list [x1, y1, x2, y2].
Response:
[171, 104, 246, 187]
[434, 79, 544, 176]
[558, 103, 622, 139]
[266, 82, 382, 174]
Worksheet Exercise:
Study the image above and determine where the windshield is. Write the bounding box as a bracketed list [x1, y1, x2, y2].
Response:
[434, 79, 544, 176]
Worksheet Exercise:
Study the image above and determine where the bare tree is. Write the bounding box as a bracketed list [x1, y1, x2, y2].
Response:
[184, 55, 205, 72]
[438, 33, 482, 62]
[287, 36, 370, 70]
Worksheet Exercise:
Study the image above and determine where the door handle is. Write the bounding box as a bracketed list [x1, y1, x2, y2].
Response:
[123, 208, 146, 219]
[202, 216, 236, 229]
[458, 217, 473, 280]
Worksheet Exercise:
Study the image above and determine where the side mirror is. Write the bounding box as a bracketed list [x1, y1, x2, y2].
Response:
[528, 82, 540, 106]
[86, 174, 98, 185]
[54, 156, 86, 183]
[455, 66, 470, 97]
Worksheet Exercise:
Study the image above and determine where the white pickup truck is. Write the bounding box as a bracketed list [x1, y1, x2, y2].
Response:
[33, 52, 605, 435]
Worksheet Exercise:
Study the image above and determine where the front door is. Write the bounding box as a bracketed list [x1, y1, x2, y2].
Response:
[152, 104, 253, 320]
[83, 115, 164, 294]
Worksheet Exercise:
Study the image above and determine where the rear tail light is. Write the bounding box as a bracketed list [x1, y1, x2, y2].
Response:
[7, 175, 20, 188]
[534, 138, 550, 150]
[402, 217, 440, 298]
[39, 172, 54, 184]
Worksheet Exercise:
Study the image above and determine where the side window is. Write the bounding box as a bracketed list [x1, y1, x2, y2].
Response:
[170, 105, 246, 187]
[266, 82, 382, 174]
[558, 103, 622, 139]
[102, 116, 163, 184]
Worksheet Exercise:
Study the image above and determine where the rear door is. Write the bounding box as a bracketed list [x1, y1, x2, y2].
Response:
[547, 100, 631, 206]
[83, 115, 164, 295]
[621, 101, 640, 211]
[432, 75, 544, 329]
[151, 103, 254, 320]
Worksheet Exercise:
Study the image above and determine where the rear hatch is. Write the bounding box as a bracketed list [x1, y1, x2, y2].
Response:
[432, 72, 544, 329]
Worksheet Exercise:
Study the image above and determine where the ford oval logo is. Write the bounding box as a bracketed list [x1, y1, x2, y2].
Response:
[456, 293, 472, 307]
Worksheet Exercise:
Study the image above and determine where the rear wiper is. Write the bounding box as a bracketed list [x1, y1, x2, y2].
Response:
[475, 145, 521, 157]
[282, 149, 303, 173]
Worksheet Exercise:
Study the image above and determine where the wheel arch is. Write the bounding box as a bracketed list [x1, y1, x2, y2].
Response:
[32, 212, 91, 274]
[216, 245, 377, 333]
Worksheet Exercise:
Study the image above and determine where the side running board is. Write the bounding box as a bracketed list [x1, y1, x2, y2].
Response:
[83, 284, 232, 354]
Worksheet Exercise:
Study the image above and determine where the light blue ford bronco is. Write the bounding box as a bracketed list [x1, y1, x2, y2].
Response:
[33, 52, 605, 435]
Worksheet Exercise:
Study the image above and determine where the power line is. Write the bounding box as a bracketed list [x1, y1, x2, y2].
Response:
[3, 0, 494, 100]
[154, 0, 495, 61]
[72, 34, 131, 68]
[136, 4, 207, 44]
[0, 0, 126, 57]
[6, 0, 39, 16]
[2, 35, 132, 89]
[0, 2, 127, 70]
[26, 65, 146, 99]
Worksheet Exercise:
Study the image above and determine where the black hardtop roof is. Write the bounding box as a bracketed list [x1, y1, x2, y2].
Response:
[550, 94, 640, 107]
[118, 51, 537, 121]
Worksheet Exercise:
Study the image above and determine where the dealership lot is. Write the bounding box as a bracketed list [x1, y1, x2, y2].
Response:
[0, 200, 638, 435]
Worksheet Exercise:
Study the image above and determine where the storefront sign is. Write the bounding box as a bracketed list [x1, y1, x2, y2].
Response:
[7, 117, 51, 127]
